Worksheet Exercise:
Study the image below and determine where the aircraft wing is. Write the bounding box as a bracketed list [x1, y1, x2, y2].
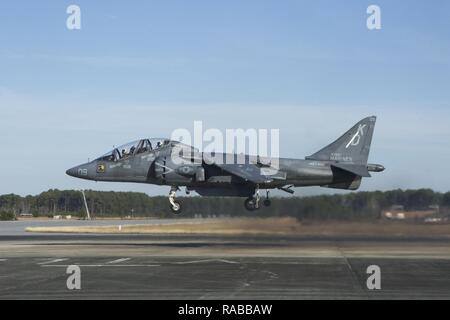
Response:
[202, 153, 286, 184]
[216, 163, 274, 184]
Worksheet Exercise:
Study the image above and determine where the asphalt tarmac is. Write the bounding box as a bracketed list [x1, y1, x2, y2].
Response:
[1, 227, 450, 299]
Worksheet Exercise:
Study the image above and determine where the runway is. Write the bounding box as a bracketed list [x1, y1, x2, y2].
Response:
[1, 231, 450, 299]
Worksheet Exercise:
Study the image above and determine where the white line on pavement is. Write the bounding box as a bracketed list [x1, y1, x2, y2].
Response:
[37, 258, 68, 265]
[41, 264, 160, 267]
[106, 258, 131, 264]
[174, 259, 239, 265]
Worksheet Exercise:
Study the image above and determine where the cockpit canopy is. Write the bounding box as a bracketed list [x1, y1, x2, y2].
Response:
[96, 138, 171, 162]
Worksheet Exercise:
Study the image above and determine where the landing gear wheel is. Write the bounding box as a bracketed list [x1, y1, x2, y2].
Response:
[170, 201, 182, 214]
[244, 197, 259, 211]
[169, 186, 182, 214]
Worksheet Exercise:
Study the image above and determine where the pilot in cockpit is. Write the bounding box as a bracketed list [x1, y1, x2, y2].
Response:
[137, 140, 151, 154]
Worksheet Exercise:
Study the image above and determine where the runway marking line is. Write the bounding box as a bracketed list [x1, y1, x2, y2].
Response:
[106, 258, 131, 264]
[37, 258, 68, 265]
[173, 259, 239, 265]
[41, 264, 160, 268]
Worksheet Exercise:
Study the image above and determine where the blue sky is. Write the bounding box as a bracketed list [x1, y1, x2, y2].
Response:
[0, 1, 449, 196]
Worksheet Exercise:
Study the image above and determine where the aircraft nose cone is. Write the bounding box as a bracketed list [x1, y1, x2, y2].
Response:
[66, 163, 95, 180]
[66, 167, 78, 177]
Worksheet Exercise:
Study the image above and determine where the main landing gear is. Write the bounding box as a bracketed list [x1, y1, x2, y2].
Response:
[244, 188, 271, 211]
[169, 186, 182, 214]
[263, 190, 271, 207]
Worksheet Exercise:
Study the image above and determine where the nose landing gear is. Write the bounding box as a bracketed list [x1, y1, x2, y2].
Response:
[169, 186, 182, 214]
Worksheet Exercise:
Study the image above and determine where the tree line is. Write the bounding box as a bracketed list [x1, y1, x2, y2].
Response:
[1, 188, 449, 221]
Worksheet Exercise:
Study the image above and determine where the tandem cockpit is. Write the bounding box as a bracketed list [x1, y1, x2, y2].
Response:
[96, 138, 171, 162]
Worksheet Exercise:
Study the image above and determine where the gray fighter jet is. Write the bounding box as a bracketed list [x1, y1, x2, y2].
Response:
[66, 116, 384, 213]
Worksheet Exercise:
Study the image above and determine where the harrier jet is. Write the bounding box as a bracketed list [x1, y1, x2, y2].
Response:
[66, 116, 384, 213]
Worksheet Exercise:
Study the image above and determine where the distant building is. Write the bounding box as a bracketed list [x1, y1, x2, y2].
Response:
[424, 217, 447, 224]
[19, 213, 33, 218]
[382, 205, 438, 221]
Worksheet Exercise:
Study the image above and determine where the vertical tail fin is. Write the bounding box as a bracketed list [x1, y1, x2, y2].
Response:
[306, 116, 377, 165]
